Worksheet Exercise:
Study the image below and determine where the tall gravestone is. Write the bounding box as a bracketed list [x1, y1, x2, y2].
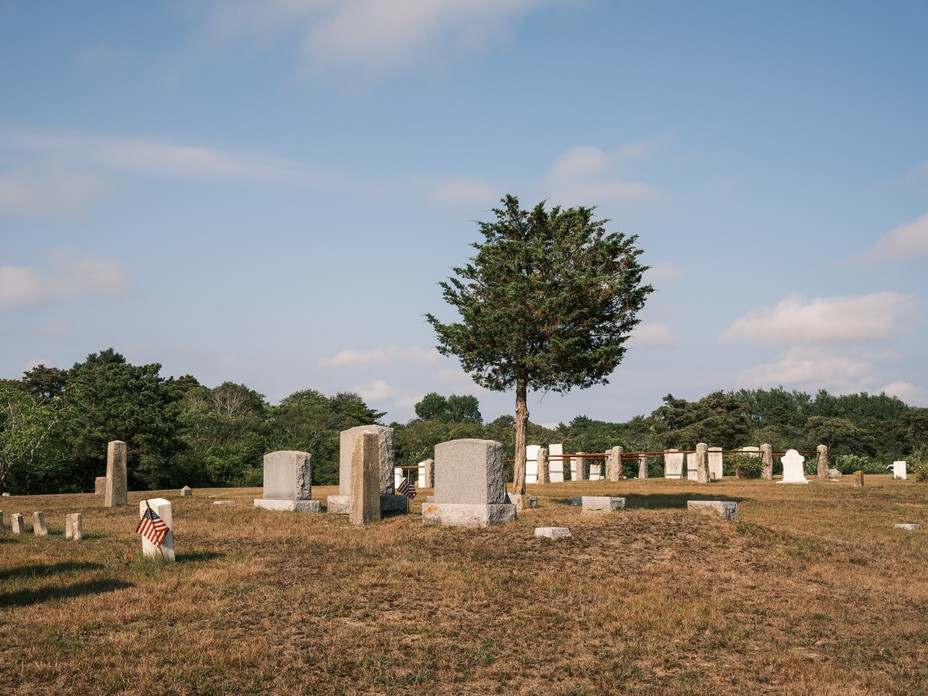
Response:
[105, 440, 128, 508]
[605, 446, 623, 481]
[536, 448, 550, 484]
[349, 432, 381, 526]
[686, 453, 698, 481]
[139, 498, 175, 561]
[778, 449, 810, 484]
[816, 444, 829, 479]
[760, 443, 774, 480]
[664, 449, 684, 479]
[329, 425, 405, 514]
[695, 443, 710, 483]
[422, 439, 517, 527]
[525, 445, 540, 484]
[571, 456, 587, 482]
[638, 452, 648, 479]
[708, 447, 723, 479]
[548, 444, 565, 483]
[589, 462, 602, 481]
[254, 450, 321, 511]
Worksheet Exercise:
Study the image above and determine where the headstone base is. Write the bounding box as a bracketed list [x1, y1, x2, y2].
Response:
[327, 494, 407, 514]
[422, 503, 516, 527]
[254, 499, 321, 512]
[687, 500, 738, 520]
[535, 527, 572, 539]
[581, 496, 626, 513]
[776, 479, 811, 485]
[507, 493, 537, 511]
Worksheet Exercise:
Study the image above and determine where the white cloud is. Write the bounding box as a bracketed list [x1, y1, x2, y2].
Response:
[854, 212, 928, 263]
[879, 381, 927, 406]
[319, 345, 442, 368]
[631, 322, 679, 348]
[0, 251, 133, 311]
[353, 378, 399, 402]
[735, 347, 879, 391]
[541, 144, 658, 207]
[643, 263, 683, 286]
[204, 0, 556, 83]
[720, 292, 914, 344]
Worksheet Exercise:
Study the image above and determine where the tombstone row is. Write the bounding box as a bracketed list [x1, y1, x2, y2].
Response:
[0, 511, 83, 539]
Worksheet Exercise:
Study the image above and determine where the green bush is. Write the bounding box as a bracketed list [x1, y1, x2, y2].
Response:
[835, 454, 886, 475]
[911, 450, 928, 483]
[730, 454, 762, 479]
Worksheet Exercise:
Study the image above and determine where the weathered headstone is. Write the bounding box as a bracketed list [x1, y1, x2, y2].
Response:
[105, 440, 128, 508]
[638, 452, 648, 479]
[853, 471, 865, 487]
[32, 511, 47, 536]
[180, 485, 192, 497]
[536, 448, 550, 484]
[349, 432, 382, 526]
[525, 445, 540, 484]
[760, 443, 774, 480]
[589, 462, 602, 481]
[893, 461, 907, 480]
[779, 449, 810, 484]
[254, 450, 321, 512]
[65, 513, 83, 540]
[708, 446, 723, 479]
[686, 453, 697, 481]
[816, 444, 829, 479]
[11, 512, 24, 534]
[664, 449, 684, 479]
[418, 459, 434, 488]
[422, 439, 516, 527]
[535, 527, 572, 539]
[571, 455, 587, 482]
[548, 444, 565, 483]
[687, 500, 738, 520]
[605, 446, 623, 481]
[895, 523, 919, 531]
[94, 476, 107, 497]
[581, 496, 625, 513]
[329, 425, 404, 514]
[696, 443, 710, 484]
[139, 498, 175, 561]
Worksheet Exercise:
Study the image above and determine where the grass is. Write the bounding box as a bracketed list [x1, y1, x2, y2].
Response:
[1, 475, 927, 694]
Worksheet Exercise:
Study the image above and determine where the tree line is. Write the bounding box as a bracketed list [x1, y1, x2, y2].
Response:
[1, 348, 925, 494]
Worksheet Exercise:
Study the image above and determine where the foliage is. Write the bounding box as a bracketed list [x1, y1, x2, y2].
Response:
[834, 454, 886, 475]
[413, 392, 483, 424]
[730, 453, 762, 479]
[909, 449, 928, 483]
[0, 382, 68, 492]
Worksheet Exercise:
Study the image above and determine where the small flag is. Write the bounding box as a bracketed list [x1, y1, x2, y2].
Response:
[397, 476, 416, 499]
[136, 504, 170, 547]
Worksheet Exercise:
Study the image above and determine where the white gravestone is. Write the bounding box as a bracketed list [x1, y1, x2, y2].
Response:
[549, 444, 565, 483]
[664, 449, 684, 479]
[11, 512, 24, 534]
[65, 513, 83, 540]
[893, 461, 907, 480]
[581, 496, 625, 513]
[32, 511, 47, 536]
[708, 447, 724, 479]
[686, 453, 698, 481]
[525, 445, 540, 484]
[139, 498, 175, 562]
[394, 467, 404, 490]
[778, 449, 810, 484]
[571, 456, 587, 481]
[589, 462, 602, 481]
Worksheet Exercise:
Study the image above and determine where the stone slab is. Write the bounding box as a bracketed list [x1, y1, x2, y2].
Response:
[349, 431, 381, 525]
[254, 499, 320, 512]
[326, 494, 407, 514]
[262, 450, 312, 501]
[581, 496, 626, 513]
[687, 500, 738, 521]
[664, 449, 684, 479]
[525, 445, 539, 484]
[895, 523, 920, 531]
[535, 527, 572, 539]
[421, 502, 516, 527]
[213, 500, 238, 506]
[434, 439, 505, 505]
[708, 447, 724, 479]
[548, 444, 564, 483]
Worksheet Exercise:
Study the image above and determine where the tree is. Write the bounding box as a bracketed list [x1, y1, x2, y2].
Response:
[413, 392, 483, 424]
[427, 195, 652, 494]
[0, 382, 68, 492]
[414, 392, 450, 421]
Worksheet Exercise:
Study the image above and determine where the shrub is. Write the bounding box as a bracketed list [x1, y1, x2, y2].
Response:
[730, 454, 762, 479]
[835, 454, 885, 475]
[911, 450, 928, 483]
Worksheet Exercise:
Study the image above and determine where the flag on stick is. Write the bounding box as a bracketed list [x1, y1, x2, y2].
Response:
[397, 476, 416, 499]
[136, 503, 170, 547]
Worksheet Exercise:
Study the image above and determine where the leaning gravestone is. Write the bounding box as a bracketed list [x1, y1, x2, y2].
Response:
[139, 498, 175, 562]
[664, 449, 684, 479]
[422, 439, 516, 527]
[778, 449, 810, 484]
[105, 440, 128, 508]
[65, 513, 83, 540]
[548, 444, 565, 482]
[254, 450, 321, 511]
[11, 512, 24, 534]
[32, 511, 47, 536]
[328, 425, 405, 514]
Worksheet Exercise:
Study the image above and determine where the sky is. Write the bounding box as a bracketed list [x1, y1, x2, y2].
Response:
[1, 0, 927, 427]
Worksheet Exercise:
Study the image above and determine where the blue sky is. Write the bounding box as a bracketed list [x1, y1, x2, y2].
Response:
[1, 0, 926, 426]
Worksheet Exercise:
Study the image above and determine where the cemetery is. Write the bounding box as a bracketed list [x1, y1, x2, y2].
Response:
[1, 436, 926, 694]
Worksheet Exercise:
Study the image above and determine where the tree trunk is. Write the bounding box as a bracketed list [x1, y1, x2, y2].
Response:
[513, 378, 528, 495]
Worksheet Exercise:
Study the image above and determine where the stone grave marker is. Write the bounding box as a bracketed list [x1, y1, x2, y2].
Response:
[65, 513, 83, 540]
[687, 500, 738, 520]
[638, 452, 648, 479]
[422, 438, 516, 527]
[664, 449, 684, 479]
[816, 444, 830, 479]
[695, 443, 710, 484]
[417, 459, 434, 488]
[686, 453, 698, 481]
[393, 467, 404, 491]
[548, 444, 564, 483]
[571, 455, 587, 482]
[708, 447, 723, 479]
[526, 445, 540, 484]
[535, 527, 572, 539]
[537, 448, 550, 484]
[11, 512, 24, 534]
[779, 449, 810, 484]
[329, 425, 405, 514]
[254, 450, 321, 512]
[181, 486, 192, 497]
[139, 498, 175, 562]
[895, 523, 919, 531]
[581, 496, 625, 513]
[32, 511, 47, 536]
[589, 462, 602, 481]
[105, 440, 128, 508]
[349, 432, 381, 526]
[605, 446, 623, 481]
[760, 444, 774, 480]
[893, 461, 907, 480]
[94, 476, 106, 497]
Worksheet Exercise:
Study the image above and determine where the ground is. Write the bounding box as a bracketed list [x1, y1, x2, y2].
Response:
[1, 475, 926, 695]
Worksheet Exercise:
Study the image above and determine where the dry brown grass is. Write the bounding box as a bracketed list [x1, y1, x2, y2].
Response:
[1, 476, 927, 695]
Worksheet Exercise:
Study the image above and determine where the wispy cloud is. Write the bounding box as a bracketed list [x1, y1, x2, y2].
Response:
[735, 347, 880, 391]
[319, 345, 442, 369]
[203, 0, 557, 84]
[631, 322, 679, 348]
[852, 212, 928, 264]
[0, 163, 107, 218]
[540, 144, 660, 207]
[720, 292, 914, 344]
[0, 251, 133, 311]
[643, 263, 683, 286]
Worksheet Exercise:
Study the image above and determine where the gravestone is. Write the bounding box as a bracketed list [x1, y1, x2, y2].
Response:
[687, 500, 738, 520]
[394, 467, 404, 491]
[65, 513, 83, 540]
[139, 498, 175, 562]
[418, 459, 434, 488]
[548, 444, 565, 483]
[0, 510, 3, 529]
[105, 440, 128, 508]
[686, 453, 697, 481]
[254, 450, 321, 512]
[11, 512, 24, 534]
[32, 511, 47, 536]
[181, 486, 192, 497]
[536, 448, 550, 484]
[638, 452, 648, 479]
[816, 444, 830, 479]
[525, 445, 540, 484]
[664, 449, 684, 479]
[535, 527, 572, 539]
[605, 446, 623, 481]
[895, 523, 919, 531]
[695, 443, 710, 484]
[329, 425, 405, 514]
[589, 462, 602, 481]
[893, 461, 907, 480]
[422, 439, 516, 527]
[708, 447, 723, 479]
[853, 472, 865, 487]
[94, 477, 106, 497]
[581, 496, 625, 513]
[571, 455, 587, 482]
[778, 449, 810, 484]
[760, 444, 774, 480]
[349, 432, 381, 526]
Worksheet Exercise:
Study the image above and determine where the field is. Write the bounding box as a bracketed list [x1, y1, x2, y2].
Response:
[1, 475, 927, 695]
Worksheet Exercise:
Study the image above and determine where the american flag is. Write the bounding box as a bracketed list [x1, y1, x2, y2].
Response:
[135, 504, 170, 547]
[397, 476, 416, 499]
